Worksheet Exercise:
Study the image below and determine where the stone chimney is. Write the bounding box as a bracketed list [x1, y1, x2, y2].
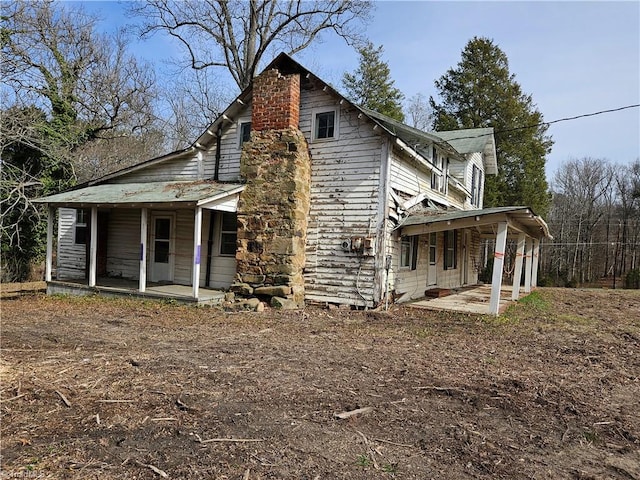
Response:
[234, 67, 311, 308]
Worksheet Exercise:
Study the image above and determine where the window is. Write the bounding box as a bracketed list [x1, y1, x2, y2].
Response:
[471, 164, 483, 207]
[312, 108, 338, 140]
[400, 236, 418, 270]
[429, 232, 437, 265]
[219, 212, 237, 256]
[444, 230, 457, 270]
[154, 218, 171, 263]
[239, 121, 251, 146]
[75, 209, 87, 245]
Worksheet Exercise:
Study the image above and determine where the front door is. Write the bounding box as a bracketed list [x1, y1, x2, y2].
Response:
[428, 232, 437, 286]
[151, 215, 174, 283]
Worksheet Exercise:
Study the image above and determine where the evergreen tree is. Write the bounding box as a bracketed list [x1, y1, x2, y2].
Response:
[430, 37, 552, 216]
[343, 42, 405, 121]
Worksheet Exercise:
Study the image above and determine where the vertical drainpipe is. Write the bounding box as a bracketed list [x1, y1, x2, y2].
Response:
[206, 125, 223, 285]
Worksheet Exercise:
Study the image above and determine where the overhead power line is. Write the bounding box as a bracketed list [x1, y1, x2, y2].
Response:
[437, 104, 640, 141]
[496, 104, 640, 136]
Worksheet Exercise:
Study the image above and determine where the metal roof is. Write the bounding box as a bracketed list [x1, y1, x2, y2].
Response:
[34, 181, 245, 207]
[436, 128, 498, 175]
[398, 206, 551, 239]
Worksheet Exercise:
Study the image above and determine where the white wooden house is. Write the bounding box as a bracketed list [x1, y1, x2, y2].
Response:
[36, 53, 550, 314]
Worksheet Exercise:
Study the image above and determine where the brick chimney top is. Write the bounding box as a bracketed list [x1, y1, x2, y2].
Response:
[251, 68, 300, 132]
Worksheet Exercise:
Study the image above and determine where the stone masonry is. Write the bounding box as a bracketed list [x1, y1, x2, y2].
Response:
[233, 68, 311, 308]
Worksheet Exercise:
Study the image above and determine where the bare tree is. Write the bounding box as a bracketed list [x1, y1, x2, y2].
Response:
[131, 0, 372, 90]
[549, 158, 613, 283]
[1, 0, 161, 281]
[405, 93, 433, 131]
[2, 0, 159, 164]
[159, 68, 234, 150]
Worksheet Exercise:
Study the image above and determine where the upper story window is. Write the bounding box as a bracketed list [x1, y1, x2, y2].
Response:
[471, 164, 483, 207]
[400, 235, 418, 270]
[239, 121, 251, 147]
[312, 107, 338, 141]
[431, 153, 449, 195]
[75, 209, 87, 245]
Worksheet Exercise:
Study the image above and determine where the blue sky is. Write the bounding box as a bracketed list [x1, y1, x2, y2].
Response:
[82, 1, 639, 179]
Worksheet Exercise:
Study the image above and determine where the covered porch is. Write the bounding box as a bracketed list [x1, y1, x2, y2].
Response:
[409, 284, 516, 315]
[46, 277, 226, 305]
[399, 206, 551, 315]
[35, 180, 244, 302]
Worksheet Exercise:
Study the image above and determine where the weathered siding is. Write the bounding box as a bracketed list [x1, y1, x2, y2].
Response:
[106, 209, 141, 279]
[389, 147, 465, 210]
[57, 208, 86, 280]
[201, 211, 237, 289]
[203, 107, 252, 182]
[112, 155, 201, 183]
[300, 87, 382, 306]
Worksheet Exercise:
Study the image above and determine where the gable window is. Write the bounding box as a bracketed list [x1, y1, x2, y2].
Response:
[219, 212, 237, 256]
[239, 121, 251, 146]
[444, 230, 457, 270]
[75, 209, 87, 245]
[312, 108, 338, 141]
[471, 164, 483, 207]
[400, 236, 418, 270]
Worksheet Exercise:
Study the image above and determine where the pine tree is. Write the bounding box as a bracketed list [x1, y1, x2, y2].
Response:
[343, 42, 405, 121]
[430, 37, 552, 216]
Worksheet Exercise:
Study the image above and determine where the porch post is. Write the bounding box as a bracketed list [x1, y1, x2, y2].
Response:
[531, 238, 540, 288]
[524, 237, 534, 293]
[139, 208, 147, 292]
[45, 206, 54, 282]
[511, 233, 526, 301]
[88, 206, 98, 287]
[489, 221, 508, 315]
[192, 206, 203, 299]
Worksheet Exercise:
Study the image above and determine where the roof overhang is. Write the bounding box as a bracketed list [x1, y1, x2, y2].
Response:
[397, 206, 551, 240]
[34, 181, 245, 211]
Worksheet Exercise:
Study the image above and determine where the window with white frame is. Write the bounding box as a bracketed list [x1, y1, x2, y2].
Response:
[75, 209, 87, 245]
[444, 230, 457, 270]
[238, 121, 251, 147]
[219, 212, 237, 256]
[400, 236, 418, 270]
[471, 164, 483, 207]
[312, 107, 338, 141]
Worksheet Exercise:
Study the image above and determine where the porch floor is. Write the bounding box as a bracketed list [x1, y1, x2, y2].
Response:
[409, 285, 518, 315]
[48, 277, 226, 305]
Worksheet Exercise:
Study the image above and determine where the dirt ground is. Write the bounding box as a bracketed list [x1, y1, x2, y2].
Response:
[1, 288, 639, 479]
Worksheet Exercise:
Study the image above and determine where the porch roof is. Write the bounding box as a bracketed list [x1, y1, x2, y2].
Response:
[398, 206, 551, 239]
[34, 180, 245, 210]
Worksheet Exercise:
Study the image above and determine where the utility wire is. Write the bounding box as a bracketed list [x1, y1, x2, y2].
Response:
[434, 104, 640, 141]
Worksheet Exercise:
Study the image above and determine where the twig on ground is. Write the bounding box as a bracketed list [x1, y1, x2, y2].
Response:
[135, 460, 168, 478]
[373, 437, 414, 448]
[356, 430, 380, 470]
[334, 406, 373, 419]
[97, 399, 135, 403]
[199, 437, 265, 444]
[414, 386, 467, 395]
[1, 393, 26, 402]
[55, 389, 72, 407]
[243, 468, 251, 480]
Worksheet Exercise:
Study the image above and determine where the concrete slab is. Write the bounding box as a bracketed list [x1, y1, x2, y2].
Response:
[409, 285, 515, 315]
